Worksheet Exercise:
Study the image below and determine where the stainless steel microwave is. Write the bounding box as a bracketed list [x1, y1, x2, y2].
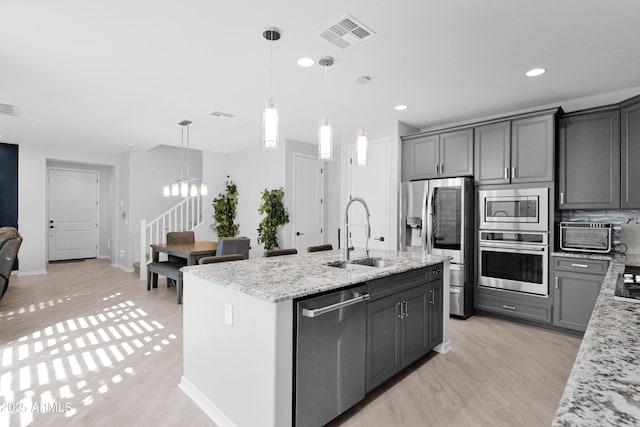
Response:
[479, 187, 549, 231]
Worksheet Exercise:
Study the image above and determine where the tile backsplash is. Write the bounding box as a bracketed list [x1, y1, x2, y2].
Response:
[561, 210, 640, 251]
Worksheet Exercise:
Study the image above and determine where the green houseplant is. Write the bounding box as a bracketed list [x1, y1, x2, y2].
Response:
[211, 180, 239, 238]
[257, 188, 289, 250]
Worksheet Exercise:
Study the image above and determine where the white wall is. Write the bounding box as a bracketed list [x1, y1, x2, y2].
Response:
[228, 145, 286, 258]
[193, 150, 232, 242]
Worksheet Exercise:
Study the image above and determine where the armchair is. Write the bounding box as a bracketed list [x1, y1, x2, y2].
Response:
[0, 227, 23, 301]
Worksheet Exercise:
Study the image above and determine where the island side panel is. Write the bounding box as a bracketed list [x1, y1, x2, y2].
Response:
[435, 260, 451, 353]
[180, 273, 293, 427]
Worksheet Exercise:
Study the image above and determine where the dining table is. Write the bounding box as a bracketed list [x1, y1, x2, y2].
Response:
[150, 241, 218, 265]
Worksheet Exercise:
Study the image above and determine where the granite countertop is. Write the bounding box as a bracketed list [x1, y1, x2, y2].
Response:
[181, 249, 448, 303]
[551, 250, 614, 261]
[553, 253, 640, 426]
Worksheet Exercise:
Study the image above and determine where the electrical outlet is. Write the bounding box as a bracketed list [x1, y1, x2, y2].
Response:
[224, 303, 233, 326]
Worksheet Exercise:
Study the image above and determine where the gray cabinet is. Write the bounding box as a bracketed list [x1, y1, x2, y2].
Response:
[402, 130, 473, 181]
[474, 114, 554, 184]
[552, 257, 608, 332]
[474, 121, 511, 184]
[365, 264, 443, 393]
[621, 100, 640, 208]
[557, 109, 621, 210]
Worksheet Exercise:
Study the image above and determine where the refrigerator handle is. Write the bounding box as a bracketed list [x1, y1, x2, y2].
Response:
[425, 190, 434, 254]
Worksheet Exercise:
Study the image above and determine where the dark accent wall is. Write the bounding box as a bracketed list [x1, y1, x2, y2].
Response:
[0, 142, 19, 269]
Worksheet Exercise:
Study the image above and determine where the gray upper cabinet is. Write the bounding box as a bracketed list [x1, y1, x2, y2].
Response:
[474, 114, 554, 185]
[402, 134, 439, 181]
[621, 100, 640, 209]
[510, 114, 554, 183]
[557, 109, 621, 210]
[401, 129, 472, 181]
[474, 121, 511, 184]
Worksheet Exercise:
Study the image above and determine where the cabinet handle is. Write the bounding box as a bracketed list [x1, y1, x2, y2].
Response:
[397, 301, 404, 319]
[435, 164, 439, 174]
[439, 163, 444, 175]
[429, 289, 434, 304]
[502, 304, 516, 311]
[555, 276, 559, 289]
[504, 167, 509, 180]
[404, 300, 409, 318]
[571, 263, 589, 269]
[512, 167, 516, 179]
[560, 192, 564, 205]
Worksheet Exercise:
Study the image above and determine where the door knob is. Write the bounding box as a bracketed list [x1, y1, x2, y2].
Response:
[374, 236, 385, 242]
[296, 232, 304, 236]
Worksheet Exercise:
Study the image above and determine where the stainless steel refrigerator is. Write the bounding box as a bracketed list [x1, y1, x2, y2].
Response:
[400, 177, 474, 318]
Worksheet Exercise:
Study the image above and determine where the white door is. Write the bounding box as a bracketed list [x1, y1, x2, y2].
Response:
[48, 168, 99, 261]
[347, 138, 390, 250]
[292, 153, 324, 253]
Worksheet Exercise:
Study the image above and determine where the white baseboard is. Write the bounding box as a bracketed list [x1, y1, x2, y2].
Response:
[114, 263, 135, 273]
[435, 339, 452, 354]
[179, 376, 237, 427]
[15, 269, 48, 276]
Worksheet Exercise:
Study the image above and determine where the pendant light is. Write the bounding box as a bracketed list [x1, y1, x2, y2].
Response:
[318, 56, 334, 161]
[162, 120, 208, 198]
[356, 76, 370, 166]
[262, 28, 281, 151]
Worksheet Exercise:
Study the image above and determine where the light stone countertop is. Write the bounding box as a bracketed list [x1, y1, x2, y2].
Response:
[181, 248, 449, 303]
[551, 250, 614, 262]
[553, 253, 640, 426]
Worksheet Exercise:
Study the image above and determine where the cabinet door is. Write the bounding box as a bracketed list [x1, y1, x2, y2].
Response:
[402, 285, 429, 366]
[474, 121, 511, 184]
[402, 135, 439, 181]
[439, 129, 473, 177]
[511, 114, 554, 183]
[558, 110, 620, 210]
[621, 101, 640, 208]
[365, 294, 402, 393]
[428, 279, 443, 351]
[553, 272, 602, 332]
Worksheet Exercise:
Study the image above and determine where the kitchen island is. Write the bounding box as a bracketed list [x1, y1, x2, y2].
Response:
[178, 249, 450, 427]
[553, 253, 640, 426]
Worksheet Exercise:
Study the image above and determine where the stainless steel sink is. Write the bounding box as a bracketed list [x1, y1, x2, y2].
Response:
[326, 257, 403, 271]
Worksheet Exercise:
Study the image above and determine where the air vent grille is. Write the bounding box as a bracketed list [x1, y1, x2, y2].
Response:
[210, 111, 235, 119]
[0, 102, 18, 117]
[320, 14, 375, 49]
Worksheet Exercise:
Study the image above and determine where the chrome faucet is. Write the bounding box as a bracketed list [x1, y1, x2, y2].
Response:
[344, 197, 371, 261]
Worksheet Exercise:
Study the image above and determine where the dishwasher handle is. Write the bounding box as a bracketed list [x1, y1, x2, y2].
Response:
[302, 293, 370, 318]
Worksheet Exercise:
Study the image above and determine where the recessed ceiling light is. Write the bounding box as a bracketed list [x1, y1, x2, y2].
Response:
[394, 104, 408, 111]
[526, 67, 547, 77]
[297, 57, 314, 67]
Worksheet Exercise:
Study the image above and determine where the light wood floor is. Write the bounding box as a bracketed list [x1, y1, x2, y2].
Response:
[1, 259, 581, 427]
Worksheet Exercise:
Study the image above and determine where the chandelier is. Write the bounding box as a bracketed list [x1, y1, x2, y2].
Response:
[163, 120, 208, 198]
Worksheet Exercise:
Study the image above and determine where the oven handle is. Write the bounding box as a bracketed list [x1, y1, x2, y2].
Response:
[479, 243, 547, 252]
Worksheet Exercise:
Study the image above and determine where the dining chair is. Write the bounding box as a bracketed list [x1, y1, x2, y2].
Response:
[198, 254, 244, 264]
[307, 244, 333, 252]
[217, 237, 250, 259]
[263, 248, 298, 257]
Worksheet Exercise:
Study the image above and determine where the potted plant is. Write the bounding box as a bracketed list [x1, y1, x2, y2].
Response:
[211, 179, 239, 238]
[257, 188, 289, 250]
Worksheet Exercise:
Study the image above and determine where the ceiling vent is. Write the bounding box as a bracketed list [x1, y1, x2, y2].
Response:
[320, 14, 375, 49]
[210, 111, 235, 119]
[0, 102, 19, 117]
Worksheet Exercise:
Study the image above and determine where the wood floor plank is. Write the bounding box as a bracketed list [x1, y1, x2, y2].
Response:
[1, 260, 581, 426]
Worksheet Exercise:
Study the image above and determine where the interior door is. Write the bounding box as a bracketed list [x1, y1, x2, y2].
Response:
[48, 168, 99, 261]
[348, 138, 390, 250]
[292, 153, 324, 253]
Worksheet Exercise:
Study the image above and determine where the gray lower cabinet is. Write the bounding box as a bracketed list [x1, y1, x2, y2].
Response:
[475, 291, 552, 323]
[621, 99, 640, 208]
[557, 109, 621, 210]
[365, 265, 443, 393]
[552, 257, 608, 332]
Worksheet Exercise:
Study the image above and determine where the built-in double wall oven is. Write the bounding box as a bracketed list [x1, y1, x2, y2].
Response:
[478, 187, 549, 297]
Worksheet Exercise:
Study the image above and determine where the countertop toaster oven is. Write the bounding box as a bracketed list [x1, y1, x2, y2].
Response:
[560, 222, 612, 253]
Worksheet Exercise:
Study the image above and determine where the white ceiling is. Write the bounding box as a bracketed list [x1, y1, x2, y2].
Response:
[1, 0, 640, 157]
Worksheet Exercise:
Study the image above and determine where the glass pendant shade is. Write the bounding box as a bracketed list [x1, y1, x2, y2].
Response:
[263, 101, 279, 150]
[180, 181, 189, 198]
[318, 117, 333, 161]
[163, 184, 171, 197]
[171, 182, 179, 196]
[200, 182, 208, 196]
[190, 183, 198, 197]
[357, 130, 368, 166]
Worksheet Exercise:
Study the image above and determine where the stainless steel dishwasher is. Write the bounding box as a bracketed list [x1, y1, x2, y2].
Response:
[294, 285, 369, 427]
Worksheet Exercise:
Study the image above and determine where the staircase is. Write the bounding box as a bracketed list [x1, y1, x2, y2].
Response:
[138, 196, 204, 280]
